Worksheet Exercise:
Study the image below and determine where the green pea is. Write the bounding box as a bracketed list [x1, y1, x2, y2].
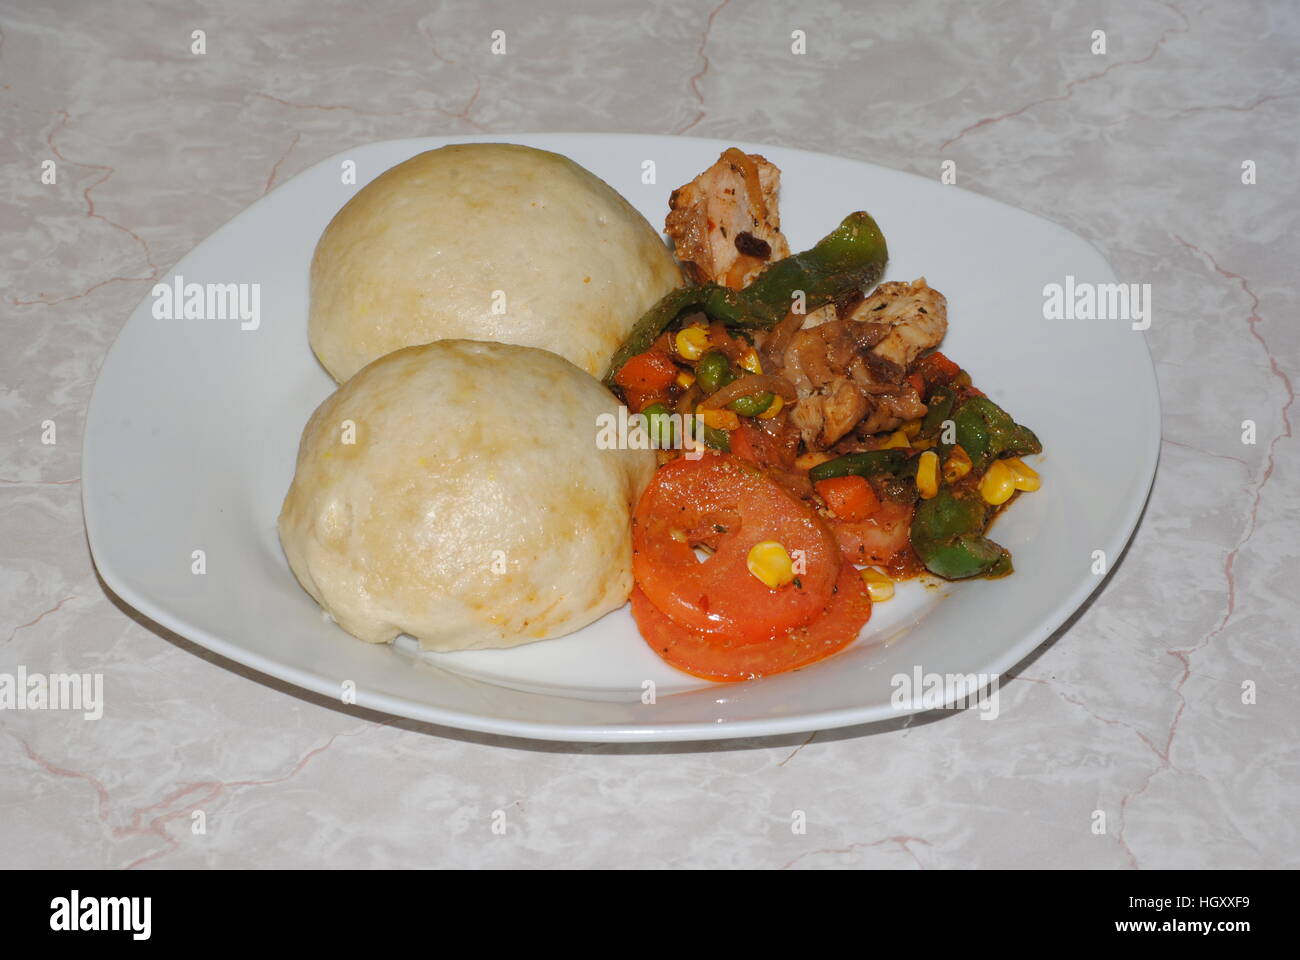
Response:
[728, 392, 774, 417]
[695, 351, 735, 394]
[681, 413, 730, 452]
[641, 402, 675, 448]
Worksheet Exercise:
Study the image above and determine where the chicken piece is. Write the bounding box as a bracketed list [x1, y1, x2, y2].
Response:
[796, 380, 870, 449]
[782, 318, 884, 394]
[665, 148, 791, 289]
[856, 386, 928, 435]
[784, 322, 874, 448]
[800, 303, 838, 329]
[777, 279, 947, 449]
[793, 379, 925, 447]
[847, 278, 948, 377]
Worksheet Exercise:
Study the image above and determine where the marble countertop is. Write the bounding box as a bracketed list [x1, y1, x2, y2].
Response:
[3, 0, 1297, 868]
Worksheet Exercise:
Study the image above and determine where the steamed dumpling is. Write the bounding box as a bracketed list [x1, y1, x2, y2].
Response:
[278, 340, 655, 651]
[309, 143, 682, 382]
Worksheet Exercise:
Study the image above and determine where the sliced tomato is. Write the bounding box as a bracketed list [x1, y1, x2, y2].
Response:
[631, 562, 872, 681]
[829, 500, 913, 566]
[632, 454, 840, 642]
[727, 421, 762, 465]
[729, 419, 796, 471]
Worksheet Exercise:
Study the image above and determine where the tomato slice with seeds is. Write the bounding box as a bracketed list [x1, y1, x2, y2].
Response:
[632, 454, 839, 643]
[631, 562, 872, 682]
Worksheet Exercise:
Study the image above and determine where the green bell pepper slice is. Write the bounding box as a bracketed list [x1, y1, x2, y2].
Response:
[808, 449, 909, 484]
[909, 486, 1013, 579]
[952, 397, 1042, 472]
[604, 211, 889, 385]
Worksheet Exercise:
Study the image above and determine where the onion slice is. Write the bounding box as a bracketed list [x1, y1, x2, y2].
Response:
[759, 309, 807, 372]
[701, 373, 798, 409]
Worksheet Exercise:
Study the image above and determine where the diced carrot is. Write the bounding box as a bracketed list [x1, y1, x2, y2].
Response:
[814, 475, 881, 523]
[916, 351, 962, 386]
[623, 387, 666, 414]
[615, 350, 679, 394]
[907, 372, 926, 395]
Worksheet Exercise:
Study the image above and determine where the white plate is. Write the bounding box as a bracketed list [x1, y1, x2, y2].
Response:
[82, 134, 1160, 742]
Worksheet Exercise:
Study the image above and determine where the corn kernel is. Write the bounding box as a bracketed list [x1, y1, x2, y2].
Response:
[979, 459, 1016, 505]
[697, 405, 740, 432]
[674, 325, 710, 361]
[756, 393, 784, 419]
[739, 348, 763, 374]
[901, 418, 923, 439]
[916, 450, 940, 499]
[881, 430, 910, 449]
[1005, 457, 1041, 492]
[675, 369, 696, 389]
[860, 566, 895, 602]
[795, 451, 834, 471]
[943, 444, 973, 482]
[747, 540, 795, 589]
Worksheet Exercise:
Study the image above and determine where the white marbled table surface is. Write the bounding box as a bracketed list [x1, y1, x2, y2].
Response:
[2, 0, 1297, 868]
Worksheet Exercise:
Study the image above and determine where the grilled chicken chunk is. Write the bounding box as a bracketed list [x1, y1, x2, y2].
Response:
[846, 278, 948, 377]
[665, 148, 791, 289]
[776, 279, 947, 449]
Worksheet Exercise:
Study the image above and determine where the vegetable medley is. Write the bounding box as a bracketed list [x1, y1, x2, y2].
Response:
[605, 148, 1042, 681]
